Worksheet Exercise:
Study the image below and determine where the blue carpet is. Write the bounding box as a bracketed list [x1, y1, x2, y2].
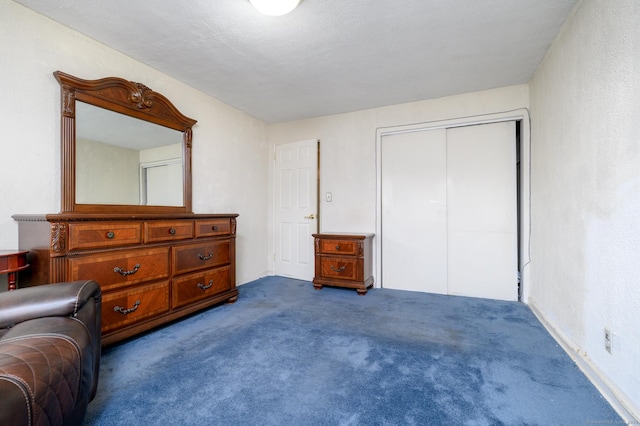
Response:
[85, 276, 620, 425]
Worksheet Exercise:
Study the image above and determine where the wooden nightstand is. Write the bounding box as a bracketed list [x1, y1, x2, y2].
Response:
[312, 233, 374, 295]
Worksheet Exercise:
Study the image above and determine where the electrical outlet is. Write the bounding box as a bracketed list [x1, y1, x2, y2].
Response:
[604, 328, 612, 354]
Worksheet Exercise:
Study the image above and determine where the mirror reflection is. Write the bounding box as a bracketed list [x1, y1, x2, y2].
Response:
[75, 101, 184, 206]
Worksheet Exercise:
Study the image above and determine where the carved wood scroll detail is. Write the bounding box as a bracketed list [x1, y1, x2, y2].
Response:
[185, 128, 193, 149]
[62, 87, 75, 117]
[129, 82, 154, 110]
[50, 223, 67, 253]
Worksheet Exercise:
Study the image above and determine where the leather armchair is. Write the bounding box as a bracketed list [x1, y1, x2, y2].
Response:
[0, 280, 102, 426]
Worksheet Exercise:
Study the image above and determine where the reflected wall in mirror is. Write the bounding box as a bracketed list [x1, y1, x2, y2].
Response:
[54, 71, 197, 214]
[75, 102, 184, 206]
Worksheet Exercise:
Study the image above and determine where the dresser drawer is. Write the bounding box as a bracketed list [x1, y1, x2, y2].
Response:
[144, 220, 194, 243]
[318, 257, 358, 281]
[102, 281, 170, 333]
[172, 266, 231, 309]
[195, 219, 232, 238]
[318, 239, 358, 256]
[68, 247, 170, 292]
[173, 240, 231, 275]
[67, 222, 142, 251]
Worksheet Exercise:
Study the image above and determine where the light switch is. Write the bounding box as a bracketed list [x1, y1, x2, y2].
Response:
[325, 192, 333, 202]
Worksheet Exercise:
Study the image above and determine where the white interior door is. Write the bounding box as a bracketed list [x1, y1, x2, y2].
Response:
[381, 130, 448, 293]
[380, 122, 518, 301]
[446, 122, 518, 301]
[274, 139, 318, 280]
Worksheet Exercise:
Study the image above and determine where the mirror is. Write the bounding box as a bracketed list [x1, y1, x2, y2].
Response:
[75, 102, 184, 206]
[54, 71, 197, 214]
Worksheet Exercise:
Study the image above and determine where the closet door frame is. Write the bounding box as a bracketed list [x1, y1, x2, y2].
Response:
[375, 109, 532, 302]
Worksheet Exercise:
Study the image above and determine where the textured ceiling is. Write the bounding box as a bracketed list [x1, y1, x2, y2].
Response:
[14, 0, 578, 123]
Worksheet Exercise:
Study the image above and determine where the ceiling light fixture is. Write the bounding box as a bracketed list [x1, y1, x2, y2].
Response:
[249, 0, 300, 16]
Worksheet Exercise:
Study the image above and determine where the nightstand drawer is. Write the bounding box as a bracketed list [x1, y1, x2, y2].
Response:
[144, 220, 194, 243]
[318, 239, 358, 256]
[173, 240, 231, 275]
[67, 222, 142, 251]
[318, 257, 358, 281]
[102, 281, 170, 333]
[172, 266, 231, 308]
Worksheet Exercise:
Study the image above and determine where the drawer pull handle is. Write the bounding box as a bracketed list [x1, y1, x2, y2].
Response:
[335, 245, 340, 250]
[331, 265, 346, 273]
[198, 252, 214, 261]
[106, 231, 115, 239]
[114, 300, 141, 315]
[212, 225, 218, 231]
[114, 263, 140, 276]
[169, 228, 176, 235]
[198, 279, 214, 290]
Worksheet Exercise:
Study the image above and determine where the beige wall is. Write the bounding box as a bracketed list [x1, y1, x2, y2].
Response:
[529, 0, 640, 418]
[267, 85, 529, 277]
[0, 0, 270, 287]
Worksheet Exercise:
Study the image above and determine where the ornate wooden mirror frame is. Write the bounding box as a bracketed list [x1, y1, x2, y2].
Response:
[54, 71, 197, 214]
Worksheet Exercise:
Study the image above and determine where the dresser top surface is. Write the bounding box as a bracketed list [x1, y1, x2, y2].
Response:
[313, 233, 374, 239]
[13, 213, 239, 222]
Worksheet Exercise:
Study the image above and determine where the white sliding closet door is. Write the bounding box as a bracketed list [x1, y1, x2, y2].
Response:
[381, 121, 518, 301]
[446, 122, 518, 301]
[381, 130, 448, 293]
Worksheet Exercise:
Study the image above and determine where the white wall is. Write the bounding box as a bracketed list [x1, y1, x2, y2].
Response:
[529, 0, 640, 418]
[267, 85, 529, 277]
[0, 0, 270, 289]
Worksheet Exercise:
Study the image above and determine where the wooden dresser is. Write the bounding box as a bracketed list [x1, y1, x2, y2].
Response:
[312, 233, 374, 295]
[14, 213, 238, 345]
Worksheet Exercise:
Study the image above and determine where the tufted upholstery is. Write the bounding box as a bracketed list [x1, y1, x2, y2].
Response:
[0, 280, 101, 426]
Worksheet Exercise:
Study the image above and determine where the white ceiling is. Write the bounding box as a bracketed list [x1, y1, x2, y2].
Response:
[14, 0, 578, 123]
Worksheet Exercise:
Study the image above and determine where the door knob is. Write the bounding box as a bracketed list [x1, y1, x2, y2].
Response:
[304, 213, 316, 219]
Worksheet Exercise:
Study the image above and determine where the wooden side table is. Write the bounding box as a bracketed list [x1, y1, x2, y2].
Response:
[312, 233, 374, 295]
[0, 250, 29, 291]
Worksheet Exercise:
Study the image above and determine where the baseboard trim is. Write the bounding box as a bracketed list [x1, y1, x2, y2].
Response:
[238, 272, 270, 286]
[528, 299, 639, 423]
